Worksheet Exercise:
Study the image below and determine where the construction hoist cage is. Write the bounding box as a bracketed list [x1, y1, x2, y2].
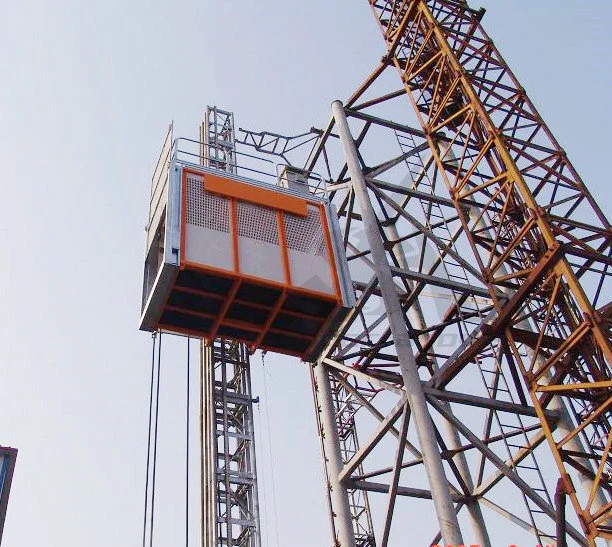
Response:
[139, 127, 354, 360]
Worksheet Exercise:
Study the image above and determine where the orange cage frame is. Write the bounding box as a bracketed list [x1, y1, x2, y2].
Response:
[154, 168, 345, 358]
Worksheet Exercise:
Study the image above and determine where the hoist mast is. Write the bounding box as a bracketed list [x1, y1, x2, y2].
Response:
[200, 107, 262, 547]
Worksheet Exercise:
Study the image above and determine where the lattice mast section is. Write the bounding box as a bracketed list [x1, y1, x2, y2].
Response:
[369, 0, 612, 543]
[202, 106, 237, 173]
[200, 106, 262, 547]
[311, 364, 377, 547]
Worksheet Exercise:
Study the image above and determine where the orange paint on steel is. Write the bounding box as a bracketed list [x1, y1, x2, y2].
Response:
[367, 0, 612, 541]
[229, 296, 326, 322]
[274, 307, 326, 323]
[173, 165, 344, 357]
[219, 318, 261, 335]
[282, 282, 339, 302]
[253, 289, 287, 350]
[257, 342, 303, 358]
[163, 304, 216, 321]
[318, 203, 342, 300]
[202, 171, 308, 217]
[180, 168, 340, 302]
[208, 279, 242, 341]
[230, 198, 240, 273]
[172, 285, 226, 301]
[155, 326, 304, 358]
[277, 211, 292, 286]
[231, 298, 278, 312]
[182, 259, 235, 278]
[181, 260, 338, 303]
[157, 323, 212, 340]
[267, 327, 314, 342]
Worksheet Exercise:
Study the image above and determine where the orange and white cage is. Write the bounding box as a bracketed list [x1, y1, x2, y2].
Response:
[140, 134, 354, 360]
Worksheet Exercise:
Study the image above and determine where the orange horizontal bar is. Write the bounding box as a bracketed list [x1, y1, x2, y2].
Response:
[221, 318, 262, 334]
[267, 327, 314, 341]
[232, 297, 277, 311]
[163, 304, 215, 320]
[156, 323, 208, 339]
[257, 342, 304, 358]
[535, 381, 612, 393]
[173, 285, 226, 301]
[203, 172, 308, 217]
[183, 261, 340, 304]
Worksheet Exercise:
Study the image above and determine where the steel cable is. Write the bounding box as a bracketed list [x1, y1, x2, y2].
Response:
[142, 332, 157, 547]
[185, 337, 190, 547]
[149, 332, 162, 547]
[255, 400, 268, 547]
[261, 351, 281, 547]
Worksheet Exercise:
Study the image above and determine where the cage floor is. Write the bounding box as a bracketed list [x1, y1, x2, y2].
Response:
[157, 267, 339, 357]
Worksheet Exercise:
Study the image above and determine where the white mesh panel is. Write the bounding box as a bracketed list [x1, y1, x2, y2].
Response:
[237, 201, 284, 283]
[185, 173, 233, 271]
[186, 174, 230, 232]
[284, 205, 334, 294]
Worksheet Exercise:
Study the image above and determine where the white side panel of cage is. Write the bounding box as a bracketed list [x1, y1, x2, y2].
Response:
[164, 162, 181, 266]
[284, 206, 335, 295]
[186, 226, 232, 270]
[237, 201, 285, 283]
[325, 203, 355, 307]
[185, 173, 233, 271]
[147, 123, 173, 251]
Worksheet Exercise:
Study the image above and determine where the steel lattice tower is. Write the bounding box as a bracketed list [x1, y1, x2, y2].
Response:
[142, 3, 612, 546]
[231, 2, 612, 546]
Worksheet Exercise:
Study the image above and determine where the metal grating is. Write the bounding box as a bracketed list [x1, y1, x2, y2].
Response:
[186, 175, 230, 233]
[283, 205, 327, 257]
[237, 201, 279, 245]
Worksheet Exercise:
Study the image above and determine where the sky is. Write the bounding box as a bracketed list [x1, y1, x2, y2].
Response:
[0, 1, 611, 546]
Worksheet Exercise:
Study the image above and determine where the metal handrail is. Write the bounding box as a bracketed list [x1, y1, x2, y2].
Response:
[172, 137, 329, 197]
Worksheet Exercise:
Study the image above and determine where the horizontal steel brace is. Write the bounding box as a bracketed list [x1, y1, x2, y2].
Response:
[422, 385, 559, 421]
[351, 480, 465, 502]
[345, 108, 427, 138]
[389, 265, 491, 298]
[215, 431, 253, 441]
[367, 177, 475, 211]
[216, 517, 257, 527]
[219, 393, 256, 403]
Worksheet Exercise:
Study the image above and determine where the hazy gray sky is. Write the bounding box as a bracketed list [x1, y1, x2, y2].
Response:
[1, 1, 610, 546]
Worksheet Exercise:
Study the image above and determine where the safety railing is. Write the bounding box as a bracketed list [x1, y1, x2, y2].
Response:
[172, 137, 328, 197]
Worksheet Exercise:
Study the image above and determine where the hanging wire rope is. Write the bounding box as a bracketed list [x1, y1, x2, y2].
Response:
[142, 332, 157, 547]
[149, 332, 163, 547]
[185, 337, 190, 547]
[260, 351, 281, 547]
[255, 400, 269, 547]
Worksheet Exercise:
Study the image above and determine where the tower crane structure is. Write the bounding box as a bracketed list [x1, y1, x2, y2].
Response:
[140, 2, 612, 546]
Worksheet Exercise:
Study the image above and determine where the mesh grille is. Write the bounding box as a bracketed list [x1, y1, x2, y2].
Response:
[186, 174, 230, 233]
[283, 206, 327, 257]
[237, 201, 279, 245]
